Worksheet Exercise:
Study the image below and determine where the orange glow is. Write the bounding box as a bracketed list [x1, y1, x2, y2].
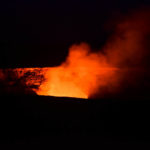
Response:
[8, 43, 118, 99]
[34, 44, 119, 98]
[0, 9, 149, 99]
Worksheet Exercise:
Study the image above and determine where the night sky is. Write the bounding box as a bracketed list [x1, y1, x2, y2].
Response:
[0, 0, 150, 68]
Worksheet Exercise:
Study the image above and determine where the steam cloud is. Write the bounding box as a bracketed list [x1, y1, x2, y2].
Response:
[0, 8, 150, 98]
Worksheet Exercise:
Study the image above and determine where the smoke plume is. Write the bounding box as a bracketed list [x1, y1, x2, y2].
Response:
[0, 8, 150, 99]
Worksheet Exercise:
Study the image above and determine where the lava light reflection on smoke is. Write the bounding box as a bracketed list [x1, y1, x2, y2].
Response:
[34, 44, 119, 99]
[1, 9, 149, 99]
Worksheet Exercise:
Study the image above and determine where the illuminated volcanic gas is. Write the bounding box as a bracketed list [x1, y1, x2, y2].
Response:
[0, 9, 150, 99]
[34, 44, 119, 99]
[0, 45, 119, 99]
